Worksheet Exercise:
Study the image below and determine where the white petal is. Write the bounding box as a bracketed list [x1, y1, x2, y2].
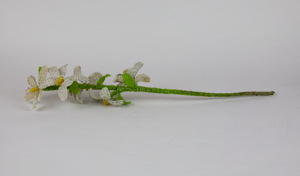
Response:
[48, 66, 60, 79]
[74, 66, 82, 76]
[58, 64, 68, 76]
[117, 83, 126, 86]
[58, 78, 72, 101]
[125, 62, 143, 78]
[88, 72, 102, 85]
[32, 92, 39, 109]
[61, 78, 72, 87]
[68, 75, 77, 82]
[72, 89, 83, 103]
[113, 74, 123, 83]
[38, 66, 48, 84]
[69, 66, 88, 83]
[25, 91, 35, 102]
[39, 77, 56, 89]
[135, 74, 151, 83]
[75, 93, 83, 104]
[88, 88, 102, 101]
[99, 87, 111, 100]
[107, 99, 124, 107]
[27, 76, 38, 88]
[133, 62, 143, 70]
[79, 75, 89, 83]
[37, 90, 43, 101]
[58, 86, 68, 101]
[25, 88, 31, 94]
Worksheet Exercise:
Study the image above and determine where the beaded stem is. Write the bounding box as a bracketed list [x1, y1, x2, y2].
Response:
[43, 84, 274, 97]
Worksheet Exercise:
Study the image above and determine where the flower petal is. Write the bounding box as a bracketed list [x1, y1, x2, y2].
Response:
[106, 99, 124, 107]
[58, 86, 68, 101]
[61, 78, 72, 87]
[48, 66, 60, 79]
[39, 77, 56, 89]
[99, 87, 111, 100]
[133, 62, 143, 70]
[27, 76, 38, 88]
[117, 83, 126, 86]
[25, 87, 31, 94]
[135, 74, 151, 83]
[88, 72, 102, 85]
[113, 74, 123, 83]
[125, 62, 144, 78]
[73, 66, 82, 76]
[37, 90, 43, 101]
[79, 75, 89, 83]
[69, 66, 89, 83]
[88, 88, 102, 101]
[25, 91, 35, 102]
[58, 78, 72, 101]
[39, 66, 48, 84]
[58, 64, 68, 76]
[32, 91, 39, 109]
[72, 89, 83, 104]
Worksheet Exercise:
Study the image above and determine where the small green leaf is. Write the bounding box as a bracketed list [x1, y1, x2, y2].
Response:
[97, 74, 111, 85]
[68, 81, 81, 94]
[117, 93, 131, 105]
[123, 73, 137, 87]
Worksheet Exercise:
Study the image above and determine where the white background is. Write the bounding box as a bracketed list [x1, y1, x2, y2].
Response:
[1, 0, 299, 175]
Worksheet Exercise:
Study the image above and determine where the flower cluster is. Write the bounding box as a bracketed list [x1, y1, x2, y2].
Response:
[113, 62, 150, 86]
[25, 62, 150, 109]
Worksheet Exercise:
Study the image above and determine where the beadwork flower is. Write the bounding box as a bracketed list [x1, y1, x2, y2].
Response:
[62, 66, 88, 103]
[39, 64, 68, 89]
[113, 62, 151, 86]
[88, 72, 102, 85]
[68, 66, 89, 83]
[24, 66, 48, 109]
[58, 78, 72, 101]
[66, 66, 103, 103]
[88, 87, 124, 106]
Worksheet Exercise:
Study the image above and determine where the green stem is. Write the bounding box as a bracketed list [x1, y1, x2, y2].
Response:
[43, 84, 274, 97]
[122, 86, 274, 97]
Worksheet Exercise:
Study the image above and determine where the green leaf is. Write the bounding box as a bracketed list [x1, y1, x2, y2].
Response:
[68, 81, 81, 94]
[117, 93, 131, 105]
[97, 74, 111, 85]
[123, 73, 137, 87]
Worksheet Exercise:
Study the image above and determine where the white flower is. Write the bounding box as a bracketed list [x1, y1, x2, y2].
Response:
[88, 72, 102, 85]
[65, 66, 102, 104]
[24, 66, 48, 109]
[113, 62, 150, 86]
[58, 78, 72, 101]
[88, 87, 124, 107]
[68, 66, 89, 83]
[64, 66, 88, 103]
[39, 64, 68, 89]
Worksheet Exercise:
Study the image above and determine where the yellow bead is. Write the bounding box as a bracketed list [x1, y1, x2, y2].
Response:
[123, 70, 125, 74]
[103, 100, 109, 106]
[30, 87, 39, 92]
[56, 76, 64, 85]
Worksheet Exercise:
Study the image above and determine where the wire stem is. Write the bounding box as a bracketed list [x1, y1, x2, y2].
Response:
[43, 84, 274, 97]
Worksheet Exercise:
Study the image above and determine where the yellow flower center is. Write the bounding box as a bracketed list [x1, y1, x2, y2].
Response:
[123, 70, 125, 74]
[103, 100, 109, 106]
[56, 76, 64, 85]
[30, 87, 40, 92]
